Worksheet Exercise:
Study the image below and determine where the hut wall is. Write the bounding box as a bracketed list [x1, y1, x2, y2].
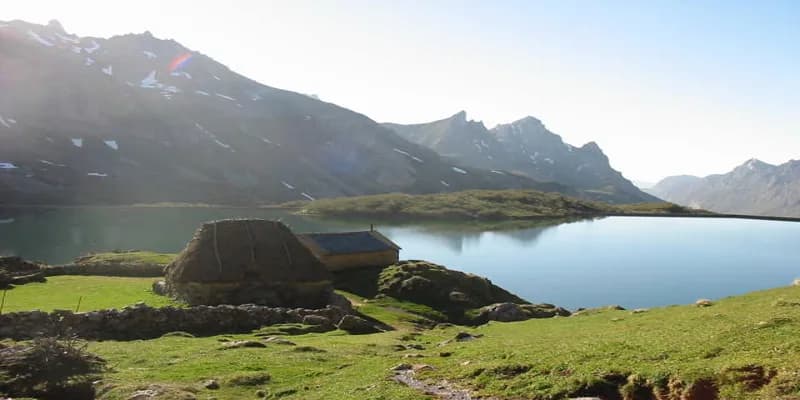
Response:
[319, 250, 399, 271]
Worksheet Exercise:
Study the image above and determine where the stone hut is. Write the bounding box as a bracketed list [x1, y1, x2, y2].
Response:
[297, 230, 400, 271]
[165, 219, 333, 307]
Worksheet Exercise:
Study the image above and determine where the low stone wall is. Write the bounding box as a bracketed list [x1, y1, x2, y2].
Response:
[0, 303, 348, 340]
[43, 263, 165, 278]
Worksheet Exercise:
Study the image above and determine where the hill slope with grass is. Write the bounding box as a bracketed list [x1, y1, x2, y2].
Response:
[1, 266, 799, 399]
[293, 189, 705, 221]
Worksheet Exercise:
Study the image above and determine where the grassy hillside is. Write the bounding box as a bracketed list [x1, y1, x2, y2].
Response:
[3, 275, 800, 399]
[74, 251, 176, 266]
[290, 189, 704, 221]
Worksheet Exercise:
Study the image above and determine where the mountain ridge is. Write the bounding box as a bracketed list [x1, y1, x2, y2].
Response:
[650, 158, 800, 217]
[384, 112, 657, 204]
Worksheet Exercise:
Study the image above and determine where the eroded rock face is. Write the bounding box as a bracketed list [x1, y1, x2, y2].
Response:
[336, 315, 381, 335]
[165, 219, 333, 308]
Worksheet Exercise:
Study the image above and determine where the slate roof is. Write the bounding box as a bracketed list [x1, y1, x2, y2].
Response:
[298, 231, 401, 255]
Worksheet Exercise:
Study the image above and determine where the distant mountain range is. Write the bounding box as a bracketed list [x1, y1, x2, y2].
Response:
[650, 159, 800, 217]
[0, 19, 652, 206]
[385, 112, 657, 204]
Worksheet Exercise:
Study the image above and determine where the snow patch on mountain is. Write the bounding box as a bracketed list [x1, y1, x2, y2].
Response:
[27, 30, 54, 47]
[87, 172, 108, 177]
[102, 65, 113, 76]
[54, 32, 80, 44]
[143, 50, 157, 59]
[440, 180, 450, 187]
[281, 181, 295, 190]
[71, 138, 83, 148]
[170, 71, 192, 79]
[85, 57, 95, 66]
[0, 116, 10, 128]
[104, 140, 119, 150]
[301, 192, 315, 201]
[140, 71, 158, 88]
[215, 93, 236, 101]
[195, 90, 210, 96]
[452, 167, 468, 174]
[0, 162, 18, 169]
[40, 160, 66, 167]
[83, 39, 100, 54]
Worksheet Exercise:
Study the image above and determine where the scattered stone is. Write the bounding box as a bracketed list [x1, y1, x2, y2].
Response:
[439, 352, 452, 357]
[631, 308, 649, 314]
[403, 353, 426, 358]
[301, 315, 332, 327]
[202, 380, 219, 390]
[455, 332, 482, 342]
[337, 315, 381, 334]
[221, 340, 267, 350]
[696, 299, 714, 307]
[292, 346, 326, 353]
[460, 360, 471, 366]
[792, 278, 800, 287]
[152, 280, 168, 296]
[412, 364, 434, 372]
[393, 344, 425, 351]
[391, 363, 413, 371]
[255, 390, 267, 398]
[262, 336, 296, 346]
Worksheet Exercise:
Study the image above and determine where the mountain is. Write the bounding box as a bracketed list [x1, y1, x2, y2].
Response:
[650, 159, 800, 217]
[0, 20, 566, 205]
[384, 112, 657, 204]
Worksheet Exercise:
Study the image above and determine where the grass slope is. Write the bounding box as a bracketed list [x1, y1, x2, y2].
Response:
[291, 189, 702, 221]
[4, 276, 800, 399]
[0, 276, 177, 313]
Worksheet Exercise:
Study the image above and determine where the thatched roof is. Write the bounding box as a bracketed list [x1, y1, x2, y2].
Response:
[166, 219, 331, 284]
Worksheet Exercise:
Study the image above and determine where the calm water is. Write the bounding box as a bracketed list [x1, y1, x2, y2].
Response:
[1, 207, 799, 309]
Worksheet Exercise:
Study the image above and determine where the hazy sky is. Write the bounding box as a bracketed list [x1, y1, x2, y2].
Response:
[4, 0, 799, 182]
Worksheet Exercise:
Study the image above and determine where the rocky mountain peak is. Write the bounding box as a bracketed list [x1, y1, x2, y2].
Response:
[46, 19, 66, 34]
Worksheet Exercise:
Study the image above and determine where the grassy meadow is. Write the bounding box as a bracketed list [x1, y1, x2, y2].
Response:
[3, 275, 800, 399]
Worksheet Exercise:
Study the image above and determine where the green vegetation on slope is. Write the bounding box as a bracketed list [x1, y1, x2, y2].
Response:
[0, 276, 177, 313]
[81, 284, 800, 400]
[292, 189, 704, 221]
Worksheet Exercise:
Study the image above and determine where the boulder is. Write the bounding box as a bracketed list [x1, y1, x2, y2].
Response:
[164, 219, 333, 307]
[337, 315, 381, 335]
[152, 281, 168, 296]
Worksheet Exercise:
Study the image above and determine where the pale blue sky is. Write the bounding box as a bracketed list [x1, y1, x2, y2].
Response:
[4, 1, 799, 182]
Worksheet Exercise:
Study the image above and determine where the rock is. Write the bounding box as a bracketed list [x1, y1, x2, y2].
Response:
[454, 332, 482, 342]
[327, 292, 355, 313]
[793, 278, 800, 287]
[262, 336, 296, 346]
[301, 315, 331, 327]
[390, 363, 413, 371]
[439, 352, 453, 357]
[481, 302, 528, 322]
[337, 315, 381, 335]
[412, 364, 434, 372]
[695, 299, 713, 307]
[203, 380, 220, 390]
[152, 281, 168, 296]
[403, 353, 426, 358]
[631, 308, 648, 314]
[221, 340, 267, 349]
[255, 390, 267, 398]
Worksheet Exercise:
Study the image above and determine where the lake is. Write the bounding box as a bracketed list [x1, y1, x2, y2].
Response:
[1, 207, 799, 309]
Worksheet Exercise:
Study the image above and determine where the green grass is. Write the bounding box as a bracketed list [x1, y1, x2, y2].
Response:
[75, 251, 176, 266]
[290, 189, 704, 221]
[82, 284, 800, 399]
[4, 276, 800, 399]
[0, 276, 177, 313]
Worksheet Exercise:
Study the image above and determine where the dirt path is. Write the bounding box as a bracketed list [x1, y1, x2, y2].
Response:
[392, 370, 497, 400]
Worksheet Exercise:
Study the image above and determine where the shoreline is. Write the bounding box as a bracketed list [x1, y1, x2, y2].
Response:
[2, 203, 799, 223]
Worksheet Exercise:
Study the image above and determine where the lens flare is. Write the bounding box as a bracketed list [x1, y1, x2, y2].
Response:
[168, 52, 193, 72]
